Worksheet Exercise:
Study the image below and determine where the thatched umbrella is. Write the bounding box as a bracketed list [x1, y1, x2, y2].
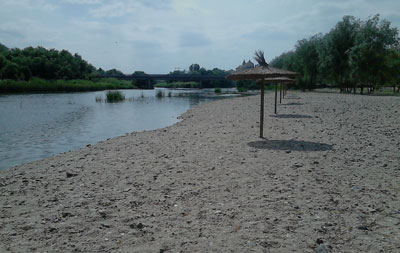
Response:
[226, 50, 299, 138]
[263, 77, 296, 114]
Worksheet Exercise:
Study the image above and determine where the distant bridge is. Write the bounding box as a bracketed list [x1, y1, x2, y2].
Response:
[104, 74, 228, 89]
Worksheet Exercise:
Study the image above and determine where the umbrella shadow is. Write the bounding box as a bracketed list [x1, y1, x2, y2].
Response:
[248, 139, 333, 152]
[280, 102, 303, 106]
[271, 114, 312, 119]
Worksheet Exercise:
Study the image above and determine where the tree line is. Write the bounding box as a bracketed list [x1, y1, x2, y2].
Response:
[166, 63, 233, 88]
[270, 14, 400, 94]
[0, 44, 98, 80]
[0, 43, 233, 89]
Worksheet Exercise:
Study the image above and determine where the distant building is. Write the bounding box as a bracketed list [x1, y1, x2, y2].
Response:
[236, 60, 254, 71]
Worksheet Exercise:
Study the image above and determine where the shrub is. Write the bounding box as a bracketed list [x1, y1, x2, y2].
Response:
[237, 87, 248, 92]
[106, 91, 125, 102]
[214, 88, 222, 94]
[156, 90, 164, 98]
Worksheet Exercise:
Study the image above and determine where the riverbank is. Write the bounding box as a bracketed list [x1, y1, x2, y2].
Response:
[1, 92, 399, 252]
[0, 78, 136, 93]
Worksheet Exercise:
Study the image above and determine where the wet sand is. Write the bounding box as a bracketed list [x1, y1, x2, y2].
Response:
[1, 92, 399, 252]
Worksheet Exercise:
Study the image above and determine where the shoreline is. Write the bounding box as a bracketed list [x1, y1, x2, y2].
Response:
[0, 89, 237, 171]
[1, 92, 399, 252]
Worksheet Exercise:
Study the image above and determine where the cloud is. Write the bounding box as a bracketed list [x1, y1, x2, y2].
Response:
[1, 0, 399, 73]
[89, 2, 130, 18]
[0, 28, 25, 40]
[62, 0, 101, 4]
[179, 31, 211, 47]
[137, 0, 173, 10]
[88, 0, 173, 18]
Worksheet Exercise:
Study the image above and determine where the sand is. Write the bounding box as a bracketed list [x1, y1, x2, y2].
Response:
[0, 92, 399, 252]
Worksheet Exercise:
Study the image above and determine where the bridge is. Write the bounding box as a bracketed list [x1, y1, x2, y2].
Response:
[104, 74, 228, 89]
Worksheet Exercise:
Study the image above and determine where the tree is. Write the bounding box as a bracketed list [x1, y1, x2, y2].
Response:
[189, 63, 200, 72]
[348, 14, 399, 93]
[294, 34, 322, 90]
[0, 45, 98, 80]
[2, 62, 20, 79]
[383, 48, 400, 92]
[0, 43, 8, 54]
[318, 16, 360, 92]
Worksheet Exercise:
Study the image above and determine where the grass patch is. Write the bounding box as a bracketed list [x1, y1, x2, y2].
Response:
[237, 87, 248, 92]
[156, 90, 164, 98]
[106, 91, 125, 102]
[0, 78, 137, 93]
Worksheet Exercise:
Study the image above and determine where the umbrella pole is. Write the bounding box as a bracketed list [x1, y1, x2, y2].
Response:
[285, 84, 287, 97]
[279, 84, 282, 104]
[274, 83, 278, 114]
[260, 81, 264, 138]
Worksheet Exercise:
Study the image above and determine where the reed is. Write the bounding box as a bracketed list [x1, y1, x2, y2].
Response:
[0, 78, 137, 93]
[106, 91, 125, 102]
[156, 90, 164, 98]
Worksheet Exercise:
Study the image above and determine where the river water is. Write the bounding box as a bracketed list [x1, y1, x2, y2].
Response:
[0, 89, 233, 170]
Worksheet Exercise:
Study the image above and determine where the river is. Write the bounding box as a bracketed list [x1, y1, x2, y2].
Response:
[0, 88, 235, 170]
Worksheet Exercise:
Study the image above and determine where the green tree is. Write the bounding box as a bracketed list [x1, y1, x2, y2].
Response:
[318, 16, 360, 92]
[383, 48, 400, 92]
[348, 14, 399, 93]
[294, 34, 322, 90]
[189, 63, 200, 72]
[2, 62, 20, 79]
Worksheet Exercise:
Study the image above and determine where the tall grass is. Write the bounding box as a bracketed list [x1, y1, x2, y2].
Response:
[106, 91, 125, 102]
[237, 87, 248, 92]
[156, 90, 164, 98]
[214, 88, 222, 94]
[0, 78, 137, 93]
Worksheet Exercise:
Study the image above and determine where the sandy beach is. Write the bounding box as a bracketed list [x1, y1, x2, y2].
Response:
[1, 92, 399, 252]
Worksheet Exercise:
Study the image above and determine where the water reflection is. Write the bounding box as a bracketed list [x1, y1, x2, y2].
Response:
[0, 88, 232, 170]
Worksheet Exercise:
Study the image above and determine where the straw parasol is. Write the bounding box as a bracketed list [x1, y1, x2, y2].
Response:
[263, 77, 296, 114]
[226, 50, 299, 138]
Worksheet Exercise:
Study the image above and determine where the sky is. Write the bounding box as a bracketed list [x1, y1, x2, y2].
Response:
[1, 0, 399, 74]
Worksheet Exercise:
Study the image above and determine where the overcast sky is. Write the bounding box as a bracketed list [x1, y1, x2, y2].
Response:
[1, 0, 399, 73]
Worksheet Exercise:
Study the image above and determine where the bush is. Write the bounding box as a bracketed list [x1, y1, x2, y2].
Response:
[214, 88, 222, 94]
[106, 91, 125, 102]
[156, 90, 164, 98]
[237, 87, 248, 92]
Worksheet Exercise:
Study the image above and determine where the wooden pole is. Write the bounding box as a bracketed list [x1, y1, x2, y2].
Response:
[283, 84, 286, 98]
[274, 83, 278, 114]
[260, 81, 264, 138]
[279, 83, 282, 104]
[285, 84, 288, 97]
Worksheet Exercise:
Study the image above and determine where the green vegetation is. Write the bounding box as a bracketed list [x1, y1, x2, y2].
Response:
[214, 87, 222, 94]
[155, 90, 164, 98]
[0, 44, 138, 93]
[167, 65, 233, 88]
[270, 14, 400, 94]
[237, 87, 248, 92]
[0, 45, 96, 80]
[236, 81, 278, 91]
[106, 91, 125, 102]
[155, 81, 200, 88]
[0, 78, 136, 93]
